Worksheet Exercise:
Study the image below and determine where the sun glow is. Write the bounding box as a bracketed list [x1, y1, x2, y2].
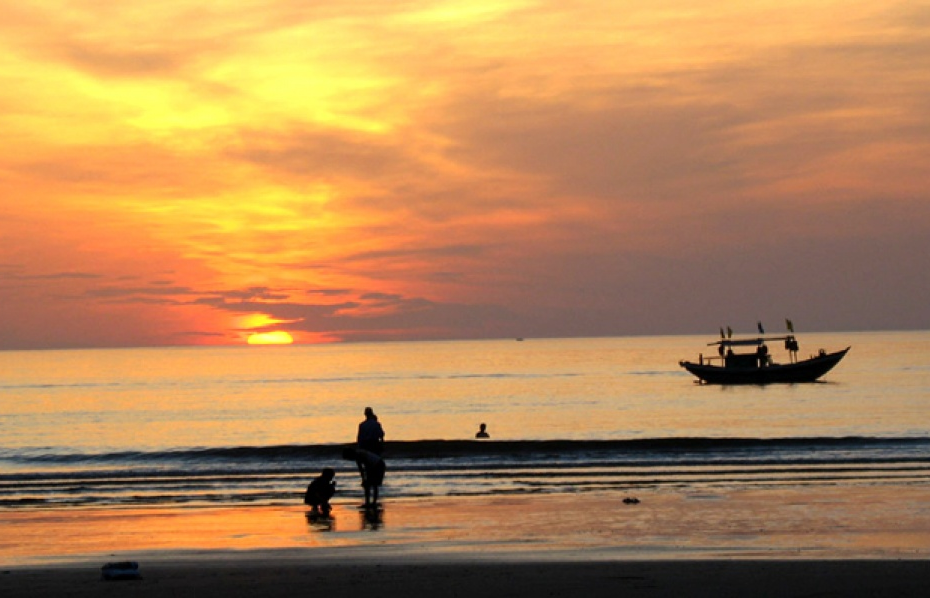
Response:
[247, 331, 294, 345]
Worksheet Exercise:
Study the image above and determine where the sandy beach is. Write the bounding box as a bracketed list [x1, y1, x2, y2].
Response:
[3, 485, 929, 596]
[3, 559, 930, 598]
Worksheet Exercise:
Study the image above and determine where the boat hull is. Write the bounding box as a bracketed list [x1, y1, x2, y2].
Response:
[679, 347, 850, 384]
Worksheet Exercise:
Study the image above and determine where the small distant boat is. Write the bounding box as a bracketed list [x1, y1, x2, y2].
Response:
[679, 322, 849, 384]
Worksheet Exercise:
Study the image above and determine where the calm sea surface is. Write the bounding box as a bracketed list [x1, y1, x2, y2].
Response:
[1, 331, 928, 508]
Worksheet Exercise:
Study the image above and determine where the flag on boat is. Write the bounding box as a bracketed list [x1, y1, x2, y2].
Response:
[786, 319, 794, 333]
[757, 322, 765, 334]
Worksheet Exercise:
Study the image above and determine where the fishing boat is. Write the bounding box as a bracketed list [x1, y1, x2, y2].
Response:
[679, 322, 849, 384]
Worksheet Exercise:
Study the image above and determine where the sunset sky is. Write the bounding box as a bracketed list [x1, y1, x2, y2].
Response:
[2, 0, 928, 349]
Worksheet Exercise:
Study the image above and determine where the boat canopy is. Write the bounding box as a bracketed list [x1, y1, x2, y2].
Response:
[707, 336, 793, 347]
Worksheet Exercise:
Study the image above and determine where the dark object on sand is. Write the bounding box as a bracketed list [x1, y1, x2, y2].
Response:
[101, 561, 142, 581]
[679, 324, 849, 384]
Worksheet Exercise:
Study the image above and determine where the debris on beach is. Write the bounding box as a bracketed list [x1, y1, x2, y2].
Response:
[101, 561, 142, 581]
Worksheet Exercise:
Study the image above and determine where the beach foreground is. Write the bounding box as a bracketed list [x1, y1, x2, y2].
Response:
[3, 559, 930, 598]
[3, 486, 929, 596]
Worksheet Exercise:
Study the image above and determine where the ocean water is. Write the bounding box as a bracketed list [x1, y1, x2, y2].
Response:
[1, 331, 928, 508]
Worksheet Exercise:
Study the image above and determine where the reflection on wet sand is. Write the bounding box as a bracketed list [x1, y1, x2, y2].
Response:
[305, 505, 384, 533]
[361, 505, 384, 531]
[305, 511, 335, 532]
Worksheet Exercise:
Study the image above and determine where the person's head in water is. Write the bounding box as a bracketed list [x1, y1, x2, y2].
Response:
[476, 423, 489, 438]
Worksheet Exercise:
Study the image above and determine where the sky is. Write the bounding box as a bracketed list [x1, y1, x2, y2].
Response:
[1, 0, 929, 349]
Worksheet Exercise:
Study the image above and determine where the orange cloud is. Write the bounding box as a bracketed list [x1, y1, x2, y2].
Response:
[1, 0, 929, 348]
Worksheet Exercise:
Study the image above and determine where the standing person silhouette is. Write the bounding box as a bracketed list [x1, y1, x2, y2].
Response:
[351, 407, 385, 507]
[343, 447, 385, 507]
[357, 407, 384, 455]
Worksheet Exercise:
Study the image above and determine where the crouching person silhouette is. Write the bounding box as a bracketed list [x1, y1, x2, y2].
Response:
[304, 467, 336, 516]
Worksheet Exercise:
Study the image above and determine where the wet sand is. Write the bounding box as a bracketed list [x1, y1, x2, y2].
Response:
[2, 486, 929, 596]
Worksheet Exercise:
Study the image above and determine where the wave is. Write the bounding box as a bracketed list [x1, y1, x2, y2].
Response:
[3, 436, 929, 509]
[3, 437, 929, 478]
[381, 436, 930, 457]
[0, 381, 126, 391]
[4, 435, 928, 462]
[0, 371, 578, 393]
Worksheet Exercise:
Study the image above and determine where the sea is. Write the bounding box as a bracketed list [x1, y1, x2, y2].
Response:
[1, 331, 928, 510]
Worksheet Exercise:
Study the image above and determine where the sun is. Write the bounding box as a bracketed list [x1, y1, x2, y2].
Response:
[247, 331, 294, 345]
